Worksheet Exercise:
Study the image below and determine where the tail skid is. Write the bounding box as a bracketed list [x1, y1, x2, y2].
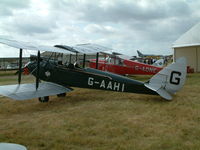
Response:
[145, 57, 187, 100]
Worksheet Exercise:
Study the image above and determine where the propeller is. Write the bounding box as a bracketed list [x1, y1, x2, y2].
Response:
[15, 49, 40, 89]
[15, 68, 24, 75]
[15, 55, 37, 75]
[15, 50, 60, 90]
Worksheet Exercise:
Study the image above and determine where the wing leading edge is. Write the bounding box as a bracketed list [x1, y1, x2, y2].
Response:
[55, 43, 113, 54]
[0, 82, 72, 100]
[0, 38, 72, 54]
[0, 37, 113, 54]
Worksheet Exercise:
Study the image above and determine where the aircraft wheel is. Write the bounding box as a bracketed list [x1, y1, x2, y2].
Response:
[57, 93, 66, 97]
[39, 96, 49, 102]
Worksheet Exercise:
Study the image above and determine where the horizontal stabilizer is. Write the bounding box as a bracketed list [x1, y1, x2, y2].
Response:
[156, 88, 172, 100]
[0, 82, 72, 100]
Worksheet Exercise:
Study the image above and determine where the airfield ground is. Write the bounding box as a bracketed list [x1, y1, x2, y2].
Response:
[0, 71, 200, 150]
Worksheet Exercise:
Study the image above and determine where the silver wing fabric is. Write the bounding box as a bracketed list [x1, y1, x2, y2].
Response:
[74, 43, 113, 54]
[0, 38, 72, 54]
[0, 37, 114, 54]
[55, 43, 113, 54]
[0, 82, 72, 100]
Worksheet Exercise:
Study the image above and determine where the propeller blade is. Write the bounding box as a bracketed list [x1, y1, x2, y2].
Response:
[15, 70, 19, 75]
[18, 49, 23, 84]
[15, 67, 27, 75]
[36, 51, 40, 90]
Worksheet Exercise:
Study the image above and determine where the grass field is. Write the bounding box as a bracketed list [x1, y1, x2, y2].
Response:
[0, 71, 200, 150]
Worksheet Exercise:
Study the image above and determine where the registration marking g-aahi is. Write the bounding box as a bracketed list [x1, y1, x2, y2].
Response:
[88, 77, 125, 92]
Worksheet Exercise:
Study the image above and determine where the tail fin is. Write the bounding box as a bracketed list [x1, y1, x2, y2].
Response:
[145, 57, 187, 100]
[137, 50, 143, 57]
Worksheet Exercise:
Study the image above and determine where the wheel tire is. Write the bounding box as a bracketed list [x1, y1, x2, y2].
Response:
[39, 96, 49, 102]
[57, 93, 66, 97]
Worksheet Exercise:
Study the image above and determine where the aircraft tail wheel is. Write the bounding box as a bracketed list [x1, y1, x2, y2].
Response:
[39, 96, 49, 102]
[57, 93, 66, 97]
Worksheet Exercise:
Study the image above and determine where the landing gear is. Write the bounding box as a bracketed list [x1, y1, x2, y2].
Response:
[57, 93, 66, 97]
[39, 96, 49, 102]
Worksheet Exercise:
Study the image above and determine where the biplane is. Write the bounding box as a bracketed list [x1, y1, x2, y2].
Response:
[88, 54, 163, 75]
[0, 37, 186, 102]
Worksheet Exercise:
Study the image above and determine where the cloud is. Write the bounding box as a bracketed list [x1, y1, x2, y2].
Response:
[53, 0, 191, 23]
[47, 0, 198, 53]
[0, 0, 30, 17]
[0, 0, 58, 36]
[84, 24, 118, 35]
[7, 14, 57, 35]
[0, 0, 200, 57]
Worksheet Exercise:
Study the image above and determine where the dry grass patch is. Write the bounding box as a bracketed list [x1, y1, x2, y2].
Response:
[0, 73, 200, 150]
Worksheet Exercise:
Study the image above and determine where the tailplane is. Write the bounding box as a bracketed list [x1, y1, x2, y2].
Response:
[145, 57, 187, 100]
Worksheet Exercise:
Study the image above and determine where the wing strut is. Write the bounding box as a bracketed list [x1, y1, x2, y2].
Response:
[69, 54, 72, 63]
[36, 51, 40, 90]
[75, 52, 78, 61]
[96, 52, 99, 69]
[18, 48, 23, 84]
[82, 54, 86, 68]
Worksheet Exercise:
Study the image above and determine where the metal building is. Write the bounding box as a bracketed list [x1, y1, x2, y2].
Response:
[173, 22, 200, 72]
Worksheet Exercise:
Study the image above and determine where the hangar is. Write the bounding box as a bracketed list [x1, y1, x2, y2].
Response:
[173, 22, 200, 72]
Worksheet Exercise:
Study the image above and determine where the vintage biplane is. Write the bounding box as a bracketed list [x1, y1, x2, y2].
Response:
[88, 54, 164, 75]
[0, 38, 186, 102]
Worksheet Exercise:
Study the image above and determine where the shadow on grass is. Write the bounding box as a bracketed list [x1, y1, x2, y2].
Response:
[0, 86, 172, 116]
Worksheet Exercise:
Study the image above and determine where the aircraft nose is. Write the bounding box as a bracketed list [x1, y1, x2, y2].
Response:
[23, 61, 34, 75]
[23, 67, 30, 75]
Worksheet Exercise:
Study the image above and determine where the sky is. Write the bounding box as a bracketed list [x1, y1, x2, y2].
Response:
[0, 0, 200, 57]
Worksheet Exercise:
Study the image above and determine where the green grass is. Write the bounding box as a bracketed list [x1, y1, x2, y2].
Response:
[0, 73, 200, 150]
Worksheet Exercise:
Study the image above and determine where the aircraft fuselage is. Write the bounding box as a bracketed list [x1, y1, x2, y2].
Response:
[27, 61, 157, 95]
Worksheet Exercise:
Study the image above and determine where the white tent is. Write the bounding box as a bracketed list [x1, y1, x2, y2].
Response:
[173, 22, 200, 72]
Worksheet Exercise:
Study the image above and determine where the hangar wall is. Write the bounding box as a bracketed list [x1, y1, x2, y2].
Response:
[174, 46, 200, 72]
[198, 47, 200, 72]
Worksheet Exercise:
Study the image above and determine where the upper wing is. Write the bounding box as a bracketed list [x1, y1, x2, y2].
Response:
[0, 82, 73, 100]
[117, 54, 133, 60]
[0, 38, 73, 54]
[55, 43, 113, 54]
[0, 37, 120, 55]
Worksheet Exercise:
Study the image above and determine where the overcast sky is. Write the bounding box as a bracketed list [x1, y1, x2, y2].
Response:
[0, 0, 200, 57]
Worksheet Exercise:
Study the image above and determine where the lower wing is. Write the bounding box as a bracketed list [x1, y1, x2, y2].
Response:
[0, 82, 72, 100]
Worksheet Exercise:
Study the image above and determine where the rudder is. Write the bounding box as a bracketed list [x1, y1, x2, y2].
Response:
[145, 57, 187, 100]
